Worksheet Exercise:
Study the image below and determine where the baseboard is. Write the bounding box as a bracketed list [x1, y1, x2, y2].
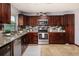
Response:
[74, 44, 79, 47]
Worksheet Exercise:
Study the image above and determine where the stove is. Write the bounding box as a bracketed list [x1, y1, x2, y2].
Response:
[38, 32, 49, 44]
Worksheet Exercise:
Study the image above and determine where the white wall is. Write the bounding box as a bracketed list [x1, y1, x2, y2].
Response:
[11, 5, 20, 16]
[75, 11, 79, 45]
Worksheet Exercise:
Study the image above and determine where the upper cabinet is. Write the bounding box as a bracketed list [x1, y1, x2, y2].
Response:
[48, 16, 64, 26]
[18, 14, 29, 26]
[0, 3, 11, 24]
[64, 14, 74, 26]
[0, 4, 2, 23]
[18, 14, 25, 26]
[48, 16, 52, 26]
[18, 15, 39, 26]
[29, 16, 38, 26]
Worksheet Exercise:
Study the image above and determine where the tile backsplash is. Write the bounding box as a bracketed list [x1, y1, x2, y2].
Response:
[25, 26, 38, 32]
[25, 26, 65, 32]
[48, 26, 65, 32]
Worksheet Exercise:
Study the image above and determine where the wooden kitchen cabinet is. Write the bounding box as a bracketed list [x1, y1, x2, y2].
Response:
[0, 4, 2, 23]
[0, 3, 11, 24]
[0, 43, 13, 56]
[49, 32, 66, 44]
[27, 32, 38, 44]
[18, 14, 30, 26]
[53, 16, 60, 26]
[25, 16, 30, 25]
[48, 16, 64, 26]
[54, 16, 64, 26]
[64, 14, 74, 26]
[59, 16, 65, 26]
[18, 15, 39, 26]
[49, 32, 53, 44]
[48, 14, 74, 44]
[48, 16, 52, 26]
[64, 14, 74, 44]
[48, 16, 57, 26]
[29, 16, 38, 26]
[18, 14, 26, 26]
[66, 26, 74, 44]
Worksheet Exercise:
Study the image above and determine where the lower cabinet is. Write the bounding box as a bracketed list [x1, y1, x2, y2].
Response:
[49, 32, 66, 44]
[65, 26, 74, 44]
[27, 32, 38, 44]
[0, 43, 13, 56]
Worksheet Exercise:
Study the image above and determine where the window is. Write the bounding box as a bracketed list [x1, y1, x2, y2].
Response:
[11, 16, 16, 24]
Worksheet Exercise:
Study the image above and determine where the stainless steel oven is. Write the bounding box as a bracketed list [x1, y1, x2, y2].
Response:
[38, 32, 49, 44]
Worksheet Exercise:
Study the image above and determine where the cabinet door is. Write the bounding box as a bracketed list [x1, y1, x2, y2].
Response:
[60, 16, 64, 26]
[55, 16, 59, 26]
[67, 14, 74, 25]
[49, 33, 66, 44]
[48, 16, 64, 26]
[65, 14, 74, 44]
[32, 33, 38, 44]
[6, 4, 11, 23]
[25, 16, 30, 25]
[53, 16, 58, 26]
[49, 33, 56, 44]
[49, 33, 53, 44]
[0, 4, 2, 23]
[0, 43, 12, 56]
[2, 3, 11, 24]
[66, 25, 74, 44]
[18, 14, 24, 26]
[29, 16, 38, 26]
[28, 32, 38, 44]
[48, 16, 52, 26]
[53, 33, 66, 44]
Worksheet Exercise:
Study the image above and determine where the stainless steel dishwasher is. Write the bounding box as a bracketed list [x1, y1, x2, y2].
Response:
[13, 38, 21, 56]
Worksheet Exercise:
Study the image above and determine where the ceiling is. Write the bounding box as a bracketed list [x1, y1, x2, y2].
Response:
[11, 3, 79, 13]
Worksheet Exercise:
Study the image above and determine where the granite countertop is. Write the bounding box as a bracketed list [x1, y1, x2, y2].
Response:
[0, 26, 66, 48]
[0, 30, 28, 48]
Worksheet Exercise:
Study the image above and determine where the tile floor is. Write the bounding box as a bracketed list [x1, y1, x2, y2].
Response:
[22, 44, 79, 56]
[22, 44, 41, 56]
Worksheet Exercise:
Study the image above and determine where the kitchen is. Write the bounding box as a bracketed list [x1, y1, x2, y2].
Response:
[0, 3, 79, 56]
